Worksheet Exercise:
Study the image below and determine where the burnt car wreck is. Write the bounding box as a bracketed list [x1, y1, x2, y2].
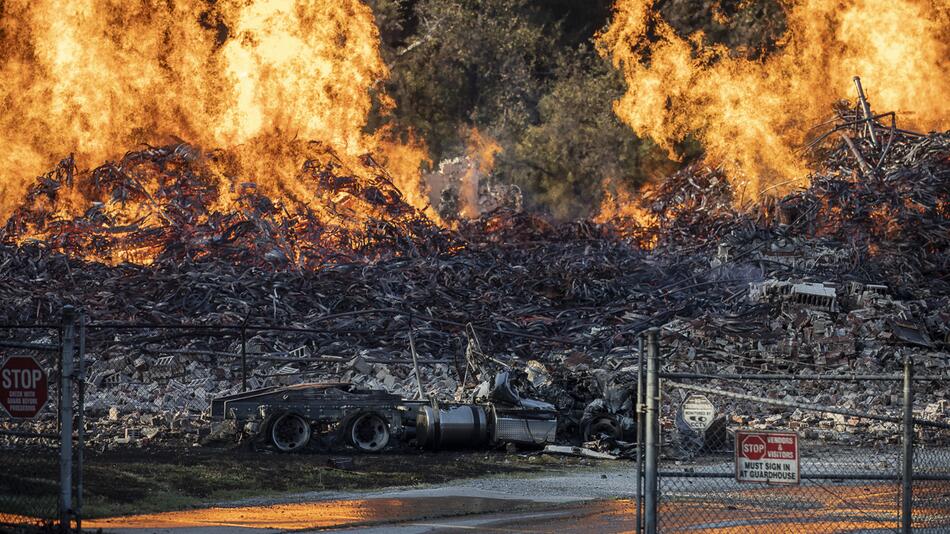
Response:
[211, 372, 568, 453]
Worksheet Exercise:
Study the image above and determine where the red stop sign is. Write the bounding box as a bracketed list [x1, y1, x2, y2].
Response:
[740, 435, 767, 460]
[0, 356, 49, 419]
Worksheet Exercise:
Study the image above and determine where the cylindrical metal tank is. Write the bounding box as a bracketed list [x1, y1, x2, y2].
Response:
[416, 405, 488, 450]
[490, 410, 558, 445]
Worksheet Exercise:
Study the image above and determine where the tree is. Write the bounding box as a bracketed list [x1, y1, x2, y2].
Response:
[373, 0, 556, 159]
[363, 0, 746, 219]
[500, 49, 677, 219]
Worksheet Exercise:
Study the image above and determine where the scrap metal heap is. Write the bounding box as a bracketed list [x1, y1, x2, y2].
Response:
[0, 98, 947, 454]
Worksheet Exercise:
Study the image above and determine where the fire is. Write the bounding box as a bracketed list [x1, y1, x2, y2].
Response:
[594, 181, 659, 249]
[6, 141, 437, 267]
[459, 128, 503, 219]
[0, 0, 432, 232]
[597, 0, 950, 201]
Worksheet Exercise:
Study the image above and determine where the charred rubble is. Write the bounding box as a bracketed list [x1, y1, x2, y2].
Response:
[0, 101, 947, 456]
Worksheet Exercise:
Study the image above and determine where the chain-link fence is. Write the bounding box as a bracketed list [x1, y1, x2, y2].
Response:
[0, 308, 84, 533]
[0, 436, 61, 532]
[0, 333, 61, 532]
[911, 400, 950, 531]
[631, 329, 950, 534]
[656, 383, 907, 533]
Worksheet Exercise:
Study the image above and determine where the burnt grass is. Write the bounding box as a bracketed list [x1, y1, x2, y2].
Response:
[0, 446, 589, 518]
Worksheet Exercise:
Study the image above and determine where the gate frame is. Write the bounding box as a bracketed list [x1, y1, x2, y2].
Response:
[0, 306, 85, 533]
[633, 331, 950, 534]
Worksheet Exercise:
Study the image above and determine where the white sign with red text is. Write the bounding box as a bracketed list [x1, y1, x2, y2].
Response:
[735, 430, 800, 485]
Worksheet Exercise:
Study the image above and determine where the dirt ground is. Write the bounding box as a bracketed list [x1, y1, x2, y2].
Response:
[0, 445, 612, 518]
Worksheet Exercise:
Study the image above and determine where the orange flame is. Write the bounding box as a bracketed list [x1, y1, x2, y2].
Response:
[594, 180, 659, 249]
[459, 127, 503, 218]
[0, 0, 432, 225]
[597, 0, 950, 201]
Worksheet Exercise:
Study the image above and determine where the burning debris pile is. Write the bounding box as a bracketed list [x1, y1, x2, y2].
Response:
[0, 98, 948, 453]
[3, 143, 447, 267]
[616, 101, 950, 450]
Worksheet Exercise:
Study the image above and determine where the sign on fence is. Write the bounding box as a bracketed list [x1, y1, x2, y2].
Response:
[0, 356, 49, 419]
[735, 430, 800, 485]
[679, 393, 715, 432]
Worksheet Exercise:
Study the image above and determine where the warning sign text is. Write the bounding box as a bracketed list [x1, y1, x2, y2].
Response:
[735, 430, 800, 485]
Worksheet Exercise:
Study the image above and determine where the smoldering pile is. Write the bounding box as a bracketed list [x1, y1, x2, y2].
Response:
[0, 106, 947, 454]
[2, 143, 450, 268]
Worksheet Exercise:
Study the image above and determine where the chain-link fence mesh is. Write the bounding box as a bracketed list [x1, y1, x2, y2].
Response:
[0, 329, 64, 533]
[655, 378, 916, 533]
[911, 426, 950, 530]
[0, 436, 60, 532]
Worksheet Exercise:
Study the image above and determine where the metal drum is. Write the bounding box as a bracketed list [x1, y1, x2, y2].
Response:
[491, 411, 557, 445]
[416, 405, 488, 450]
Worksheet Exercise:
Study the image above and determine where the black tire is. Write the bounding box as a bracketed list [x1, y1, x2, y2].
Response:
[348, 412, 390, 452]
[270, 412, 311, 452]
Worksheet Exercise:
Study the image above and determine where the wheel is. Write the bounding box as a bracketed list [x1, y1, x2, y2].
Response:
[349, 412, 390, 452]
[270, 413, 311, 452]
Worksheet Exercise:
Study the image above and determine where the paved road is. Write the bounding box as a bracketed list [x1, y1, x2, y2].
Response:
[83, 463, 950, 533]
[85, 465, 630, 533]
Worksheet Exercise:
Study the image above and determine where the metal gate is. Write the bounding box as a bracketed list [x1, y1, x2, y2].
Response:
[633, 329, 950, 533]
[0, 307, 85, 533]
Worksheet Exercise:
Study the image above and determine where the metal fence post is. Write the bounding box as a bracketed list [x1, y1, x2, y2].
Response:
[241, 326, 248, 392]
[76, 310, 86, 532]
[645, 328, 660, 534]
[59, 306, 75, 533]
[901, 354, 914, 534]
[635, 334, 645, 533]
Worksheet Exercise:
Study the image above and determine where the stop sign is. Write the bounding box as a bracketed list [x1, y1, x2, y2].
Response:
[740, 434, 767, 460]
[0, 356, 49, 419]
